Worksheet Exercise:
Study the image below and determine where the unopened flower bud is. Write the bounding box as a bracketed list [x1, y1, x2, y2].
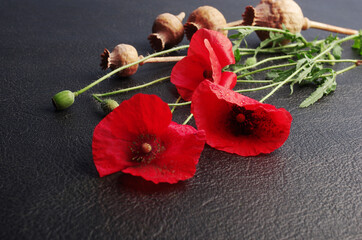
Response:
[244, 57, 257, 67]
[101, 99, 119, 114]
[52, 90, 75, 110]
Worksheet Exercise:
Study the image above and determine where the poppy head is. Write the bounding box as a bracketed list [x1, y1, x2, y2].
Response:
[191, 81, 293, 156]
[188, 28, 235, 67]
[171, 29, 236, 101]
[92, 93, 206, 184]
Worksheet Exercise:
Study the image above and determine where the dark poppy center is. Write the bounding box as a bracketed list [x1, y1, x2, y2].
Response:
[236, 113, 246, 123]
[129, 134, 165, 163]
[229, 105, 256, 136]
[203, 69, 213, 80]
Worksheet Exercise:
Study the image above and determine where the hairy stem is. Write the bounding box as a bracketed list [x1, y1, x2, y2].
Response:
[94, 76, 170, 97]
[74, 45, 189, 96]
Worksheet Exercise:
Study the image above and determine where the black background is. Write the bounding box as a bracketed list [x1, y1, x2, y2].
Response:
[1, 0, 361, 239]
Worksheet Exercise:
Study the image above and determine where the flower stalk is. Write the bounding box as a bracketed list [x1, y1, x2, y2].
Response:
[52, 45, 189, 110]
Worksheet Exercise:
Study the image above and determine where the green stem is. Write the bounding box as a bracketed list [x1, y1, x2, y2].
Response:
[316, 59, 359, 64]
[336, 64, 357, 74]
[233, 55, 294, 74]
[237, 80, 273, 83]
[237, 62, 296, 79]
[73, 45, 189, 96]
[236, 59, 357, 81]
[236, 82, 282, 93]
[314, 34, 358, 60]
[170, 96, 182, 114]
[183, 113, 193, 125]
[225, 26, 308, 45]
[236, 63, 358, 97]
[92, 94, 103, 103]
[259, 34, 359, 103]
[168, 101, 191, 107]
[94, 76, 170, 97]
[259, 66, 305, 103]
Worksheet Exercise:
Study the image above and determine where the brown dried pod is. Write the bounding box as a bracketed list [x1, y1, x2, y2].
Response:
[184, 6, 228, 40]
[148, 12, 185, 51]
[242, 0, 358, 42]
[100, 44, 140, 77]
[100, 44, 185, 77]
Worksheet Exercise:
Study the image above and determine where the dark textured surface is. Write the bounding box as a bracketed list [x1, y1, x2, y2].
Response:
[0, 0, 361, 239]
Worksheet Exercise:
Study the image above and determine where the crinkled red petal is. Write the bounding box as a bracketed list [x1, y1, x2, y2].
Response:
[204, 39, 222, 84]
[123, 122, 206, 184]
[171, 38, 236, 101]
[171, 53, 220, 101]
[216, 71, 237, 90]
[92, 94, 172, 177]
[188, 29, 235, 67]
[191, 81, 292, 156]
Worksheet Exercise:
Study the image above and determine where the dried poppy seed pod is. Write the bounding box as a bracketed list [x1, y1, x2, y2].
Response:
[242, 0, 358, 43]
[184, 6, 228, 40]
[100, 43, 185, 77]
[243, 0, 305, 42]
[100, 44, 140, 77]
[148, 12, 185, 51]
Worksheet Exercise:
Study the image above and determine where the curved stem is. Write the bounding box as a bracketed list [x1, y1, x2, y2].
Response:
[224, 26, 308, 45]
[236, 82, 283, 93]
[237, 62, 296, 79]
[236, 64, 358, 94]
[259, 34, 359, 103]
[233, 55, 294, 74]
[259, 67, 305, 103]
[170, 96, 182, 114]
[168, 101, 191, 107]
[183, 113, 193, 125]
[74, 45, 189, 96]
[335, 64, 357, 74]
[92, 94, 103, 103]
[237, 79, 273, 83]
[94, 76, 170, 97]
[316, 59, 359, 64]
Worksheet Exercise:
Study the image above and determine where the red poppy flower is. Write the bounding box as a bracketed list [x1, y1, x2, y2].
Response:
[171, 29, 236, 101]
[191, 80, 293, 156]
[92, 93, 206, 184]
[188, 28, 235, 67]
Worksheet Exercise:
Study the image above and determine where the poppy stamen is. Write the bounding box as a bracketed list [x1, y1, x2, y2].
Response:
[141, 142, 152, 153]
[236, 113, 246, 123]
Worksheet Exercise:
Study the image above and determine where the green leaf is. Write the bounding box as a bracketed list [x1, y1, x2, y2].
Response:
[351, 30, 362, 55]
[272, 68, 295, 82]
[244, 57, 257, 67]
[332, 44, 343, 59]
[237, 69, 254, 80]
[307, 68, 333, 84]
[296, 58, 308, 69]
[299, 71, 337, 108]
[266, 69, 282, 79]
[234, 49, 241, 63]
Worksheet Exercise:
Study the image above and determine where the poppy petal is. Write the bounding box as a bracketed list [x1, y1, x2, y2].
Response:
[123, 122, 206, 184]
[92, 94, 172, 177]
[188, 29, 235, 67]
[191, 81, 292, 156]
[171, 55, 215, 101]
[216, 71, 237, 90]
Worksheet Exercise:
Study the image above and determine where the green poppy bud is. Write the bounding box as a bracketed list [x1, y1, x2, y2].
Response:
[327, 53, 335, 66]
[244, 56, 257, 67]
[101, 99, 119, 114]
[52, 90, 75, 110]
